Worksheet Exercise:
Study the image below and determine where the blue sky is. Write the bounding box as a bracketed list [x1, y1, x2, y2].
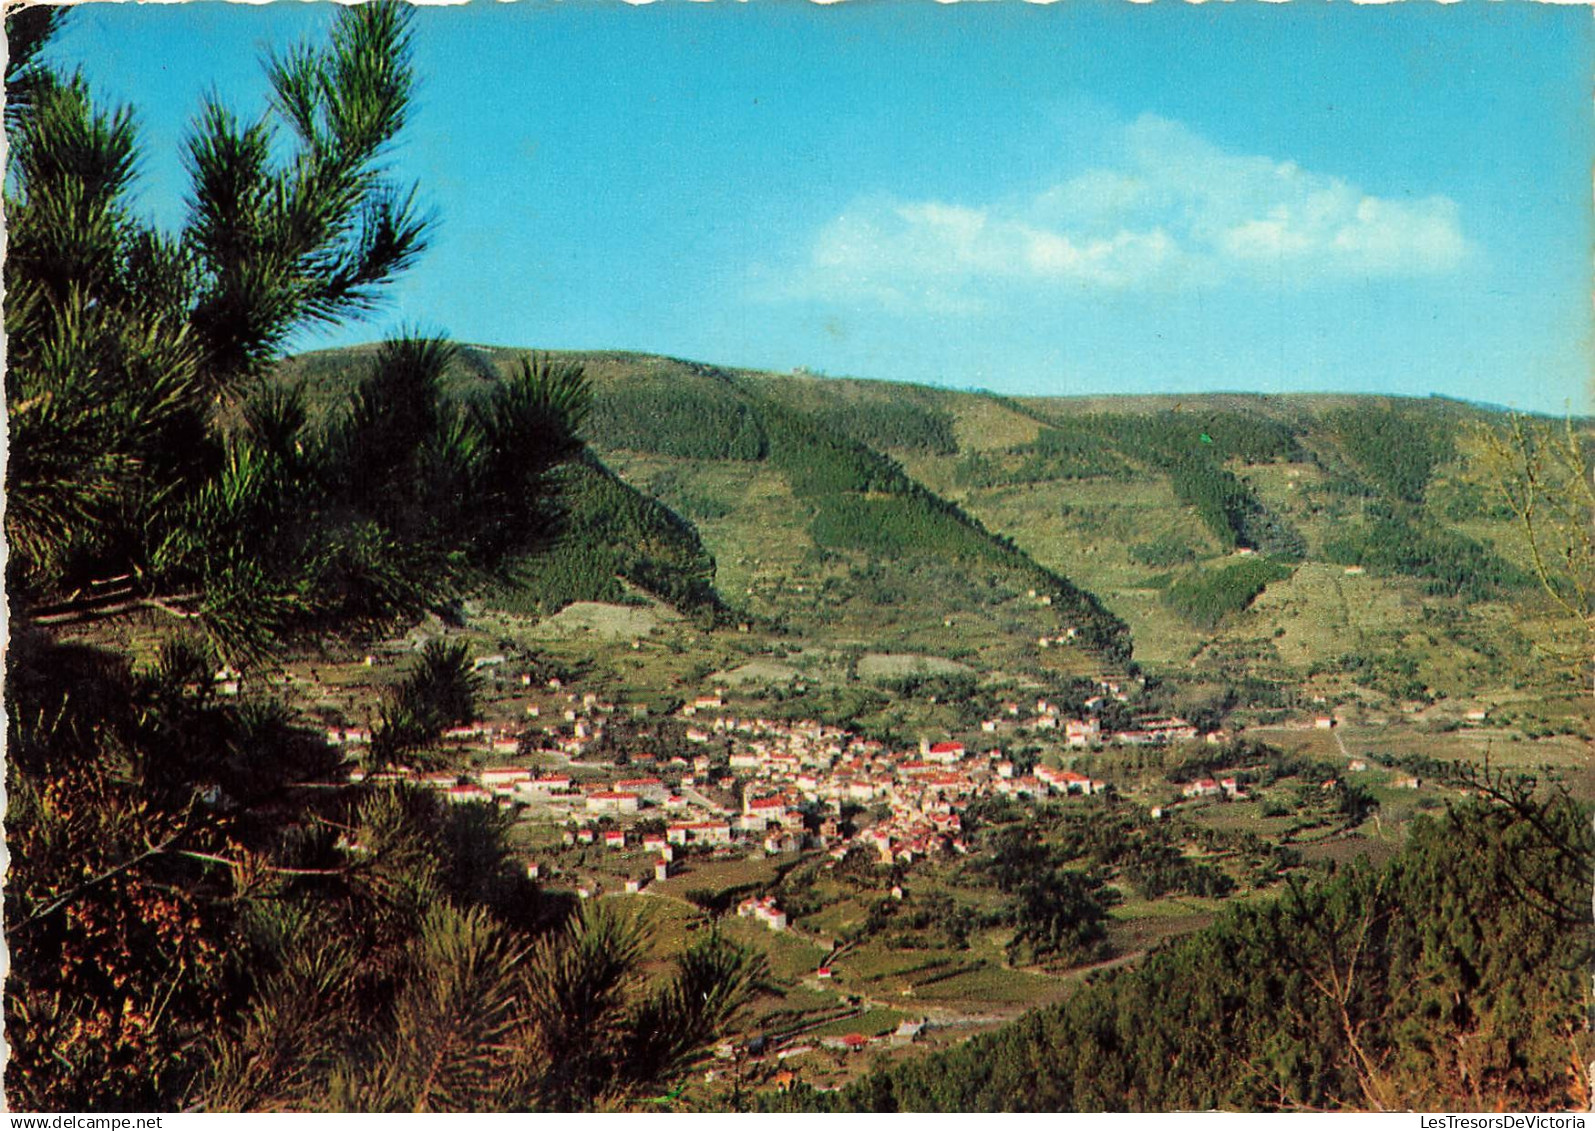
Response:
[45, 1, 1594, 413]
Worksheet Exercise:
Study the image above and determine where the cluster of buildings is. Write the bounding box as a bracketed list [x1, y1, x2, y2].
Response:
[737, 895, 789, 931]
[329, 659, 1259, 899]
[677, 721, 1122, 866]
[816, 1019, 926, 1053]
[974, 687, 1204, 748]
[334, 677, 1227, 867]
[1181, 776, 1244, 799]
[337, 701, 1136, 880]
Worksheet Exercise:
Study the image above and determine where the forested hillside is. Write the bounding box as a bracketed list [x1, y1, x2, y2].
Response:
[483, 453, 729, 624]
[769, 786, 1592, 1112]
[282, 347, 1137, 670]
[273, 340, 1590, 738]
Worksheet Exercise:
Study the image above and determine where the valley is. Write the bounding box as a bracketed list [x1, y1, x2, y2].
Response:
[175, 345, 1594, 1101]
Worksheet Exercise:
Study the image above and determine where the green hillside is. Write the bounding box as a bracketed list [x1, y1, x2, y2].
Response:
[771, 790, 1590, 1112]
[889, 386, 1581, 726]
[482, 453, 728, 624]
[277, 347, 1136, 681]
[274, 344, 1589, 738]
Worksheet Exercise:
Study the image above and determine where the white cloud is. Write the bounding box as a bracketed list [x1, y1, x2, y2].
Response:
[788, 114, 1467, 309]
[1022, 226, 1178, 287]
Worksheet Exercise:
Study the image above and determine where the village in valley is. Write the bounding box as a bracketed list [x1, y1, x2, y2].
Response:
[346, 683, 1135, 871]
[144, 291, 1593, 1104]
[236, 606, 1489, 1095]
[322, 655, 1207, 882]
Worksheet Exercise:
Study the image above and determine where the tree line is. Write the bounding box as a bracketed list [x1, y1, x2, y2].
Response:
[1012, 408, 1306, 556]
[586, 376, 768, 461]
[752, 396, 1133, 663]
[1328, 406, 1454, 504]
[953, 421, 1137, 487]
[815, 399, 959, 456]
[487, 453, 730, 624]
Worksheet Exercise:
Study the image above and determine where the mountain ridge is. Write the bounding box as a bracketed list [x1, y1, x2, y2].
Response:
[273, 343, 1579, 720]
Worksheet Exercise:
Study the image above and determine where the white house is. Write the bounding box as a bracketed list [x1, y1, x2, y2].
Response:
[481, 766, 532, 790]
[1065, 718, 1100, 747]
[737, 896, 788, 931]
[586, 791, 640, 815]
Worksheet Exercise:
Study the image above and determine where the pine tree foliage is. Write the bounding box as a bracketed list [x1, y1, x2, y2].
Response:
[348, 905, 528, 1112]
[515, 903, 649, 1109]
[370, 640, 480, 766]
[186, 1, 428, 389]
[618, 930, 770, 1089]
[136, 334, 587, 654]
[508, 904, 769, 1111]
[2, 2, 497, 655]
[5, 630, 255, 1109]
[199, 910, 361, 1113]
[4, 5, 68, 127]
[185, 879, 764, 1113]
[5, 9, 758, 1112]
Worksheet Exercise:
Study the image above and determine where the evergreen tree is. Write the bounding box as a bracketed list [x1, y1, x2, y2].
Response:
[6, 1, 426, 645]
[4, 8, 760, 1112]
